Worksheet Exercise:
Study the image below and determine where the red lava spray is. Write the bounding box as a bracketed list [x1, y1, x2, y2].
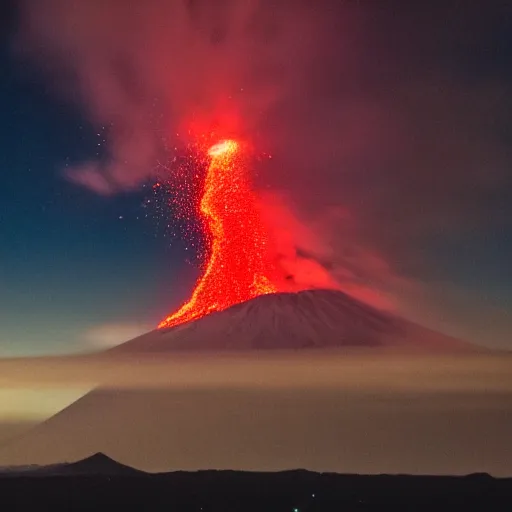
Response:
[158, 140, 279, 329]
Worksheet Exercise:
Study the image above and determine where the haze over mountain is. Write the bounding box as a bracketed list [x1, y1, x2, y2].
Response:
[2, 384, 512, 475]
[2, 290, 504, 474]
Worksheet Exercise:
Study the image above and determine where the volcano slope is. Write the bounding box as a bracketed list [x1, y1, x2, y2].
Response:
[113, 289, 470, 354]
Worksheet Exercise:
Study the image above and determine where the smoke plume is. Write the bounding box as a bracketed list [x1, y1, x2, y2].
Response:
[13, 1, 512, 343]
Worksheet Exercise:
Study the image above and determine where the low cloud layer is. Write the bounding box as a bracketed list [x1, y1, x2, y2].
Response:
[1, 351, 512, 474]
[1, 351, 511, 392]
[83, 322, 154, 349]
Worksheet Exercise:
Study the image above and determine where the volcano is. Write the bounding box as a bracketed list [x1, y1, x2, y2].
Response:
[114, 289, 469, 354]
[151, 140, 466, 353]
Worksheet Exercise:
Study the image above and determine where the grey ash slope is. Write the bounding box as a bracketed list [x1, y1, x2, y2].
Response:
[115, 289, 470, 353]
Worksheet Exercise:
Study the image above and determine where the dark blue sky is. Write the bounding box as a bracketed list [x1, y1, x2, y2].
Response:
[0, 4, 200, 355]
[1, 1, 512, 354]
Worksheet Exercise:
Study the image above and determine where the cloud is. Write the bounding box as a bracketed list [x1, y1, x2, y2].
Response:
[83, 322, 153, 349]
[14, 0, 334, 191]
[1, 352, 512, 393]
[259, 192, 404, 310]
[65, 163, 115, 196]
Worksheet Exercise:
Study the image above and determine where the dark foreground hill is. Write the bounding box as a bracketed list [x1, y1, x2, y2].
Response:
[0, 452, 145, 477]
[0, 457, 511, 511]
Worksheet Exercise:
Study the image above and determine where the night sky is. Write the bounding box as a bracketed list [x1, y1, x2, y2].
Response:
[0, 2, 200, 355]
[1, 0, 512, 356]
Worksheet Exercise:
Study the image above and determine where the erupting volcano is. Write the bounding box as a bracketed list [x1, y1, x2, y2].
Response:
[158, 140, 280, 329]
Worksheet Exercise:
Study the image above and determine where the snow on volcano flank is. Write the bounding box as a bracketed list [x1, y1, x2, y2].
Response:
[116, 289, 470, 353]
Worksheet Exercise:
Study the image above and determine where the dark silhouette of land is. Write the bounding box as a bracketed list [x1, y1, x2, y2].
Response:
[1, 454, 511, 511]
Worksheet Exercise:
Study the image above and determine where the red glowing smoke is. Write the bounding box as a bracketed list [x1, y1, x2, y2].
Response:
[158, 140, 279, 329]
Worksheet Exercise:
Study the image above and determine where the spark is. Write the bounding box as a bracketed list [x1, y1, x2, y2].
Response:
[147, 147, 208, 260]
[158, 139, 279, 329]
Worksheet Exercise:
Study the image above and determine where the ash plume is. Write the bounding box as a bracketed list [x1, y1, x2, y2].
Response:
[12, 0, 512, 344]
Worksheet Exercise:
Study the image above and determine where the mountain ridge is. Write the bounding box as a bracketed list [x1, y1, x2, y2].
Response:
[2, 452, 506, 480]
[0, 452, 146, 477]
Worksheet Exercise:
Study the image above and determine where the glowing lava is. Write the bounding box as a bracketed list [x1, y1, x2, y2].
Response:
[158, 139, 279, 329]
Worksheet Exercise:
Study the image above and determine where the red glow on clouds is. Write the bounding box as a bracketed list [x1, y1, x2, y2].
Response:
[158, 139, 279, 329]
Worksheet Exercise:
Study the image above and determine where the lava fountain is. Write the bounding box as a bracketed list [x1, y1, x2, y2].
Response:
[158, 140, 279, 329]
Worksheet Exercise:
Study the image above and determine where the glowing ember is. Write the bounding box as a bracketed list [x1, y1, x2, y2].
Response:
[207, 140, 237, 156]
[158, 139, 279, 329]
